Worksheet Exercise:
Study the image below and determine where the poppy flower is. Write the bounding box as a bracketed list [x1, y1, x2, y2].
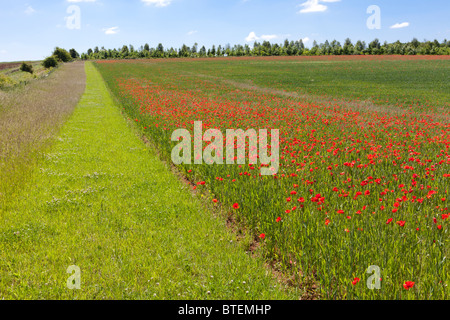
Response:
[403, 281, 415, 290]
[276, 217, 282, 223]
[396, 221, 406, 227]
[352, 277, 360, 285]
[259, 233, 266, 239]
[233, 203, 239, 209]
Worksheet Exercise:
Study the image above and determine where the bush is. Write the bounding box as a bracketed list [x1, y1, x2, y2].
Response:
[52, 47, 72, 63]
[20, 62, 34, 74]
[42, 56, 58, 69]
[0, 74, 14, 88]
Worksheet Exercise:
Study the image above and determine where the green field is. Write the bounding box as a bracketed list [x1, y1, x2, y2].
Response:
[95, 55, 449, 299]
[1, 56, 449, 300]
[0, 62, 299, 300]
[106, 56, 450, 109]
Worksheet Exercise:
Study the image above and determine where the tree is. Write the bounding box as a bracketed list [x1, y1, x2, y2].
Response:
[354, 40, 366, 55]
[343, 38, 354, 55]
[411, 38, 420, 49]
[120, 45, 129, 58]
[69, 49, 80, 59]
[52, 47, 72, 62]
[199, 46, 206, 57]
[192, 43, 198, 56]
[330, 40, 342, 55]
[42, 56, 58, 69]
[310, 41, 319, 55]
[369, 38, 381, 54]
[179, 44, 189, 57]
[20, 62, 33, 74]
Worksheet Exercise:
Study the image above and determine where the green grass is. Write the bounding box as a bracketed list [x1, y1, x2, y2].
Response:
[153, 56, 450, 109]
[0, 62, 300, 300]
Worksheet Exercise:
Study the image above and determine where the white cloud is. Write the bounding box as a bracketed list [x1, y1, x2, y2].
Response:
[141, 0, 172, 7]
[67, 0, 96, 2]
[245, 32, 280, 42]
[187, 30, 198, 36]
[24, 6, 35, 15]
[103, 27, 119, 35]
[260, 34, 278, 41]
[390, 22, 410, 29]
[298, 0, 340, 14]
[245, 32, 259, 42]
[302, 37, 310, 43]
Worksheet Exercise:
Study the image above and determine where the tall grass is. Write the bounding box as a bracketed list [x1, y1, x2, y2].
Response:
[0, 62, 86, 208]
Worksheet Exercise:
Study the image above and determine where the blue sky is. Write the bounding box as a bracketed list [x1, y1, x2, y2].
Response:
[0, 0, 449, 62]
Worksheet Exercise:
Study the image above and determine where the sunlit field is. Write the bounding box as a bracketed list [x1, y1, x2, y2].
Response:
[95, 55, 450, 299]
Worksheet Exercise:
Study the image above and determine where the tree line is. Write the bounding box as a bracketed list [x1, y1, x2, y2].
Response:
[79, 38, 450, 60]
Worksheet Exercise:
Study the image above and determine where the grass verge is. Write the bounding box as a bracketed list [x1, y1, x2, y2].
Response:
[0, 62, 86, 206]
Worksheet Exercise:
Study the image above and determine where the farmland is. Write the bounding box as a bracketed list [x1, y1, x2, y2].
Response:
[0, 63, 299, 300]
[0, 61, 54, 89]
[95, 55, 450, 299]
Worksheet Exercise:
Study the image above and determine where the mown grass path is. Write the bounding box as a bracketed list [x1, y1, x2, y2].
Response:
[0, 62, 299, 299]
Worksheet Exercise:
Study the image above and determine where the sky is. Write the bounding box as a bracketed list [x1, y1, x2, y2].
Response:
[0, 0, 449, 62]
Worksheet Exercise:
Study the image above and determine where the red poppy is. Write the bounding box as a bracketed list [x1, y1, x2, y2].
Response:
[276, 217, 282, 223]
[259, 233, 266, 239]
[352, 277, 360, 285]
[396, 221, 406, 227]
[233, 203, 239, 209]
[403, 281, 415, 290]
